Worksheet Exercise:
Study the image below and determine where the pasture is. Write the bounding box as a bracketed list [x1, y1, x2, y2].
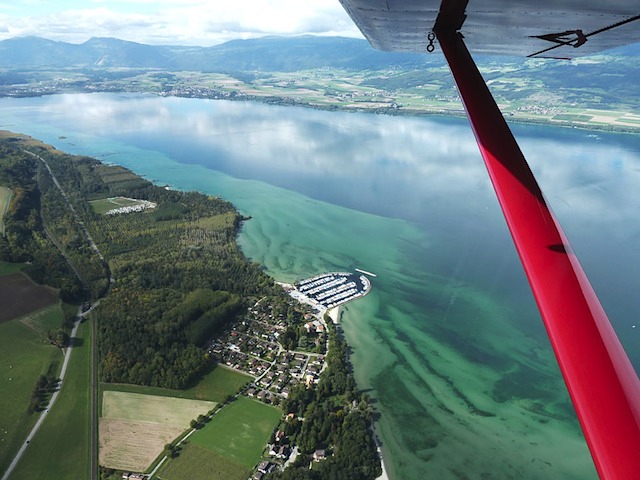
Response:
[0, 185, 11, 235]
[157, 443, 248, 480]
[18, 304, 65, 337]
[89, 196, 153, 215]
[186, 365, 252, 402]
[0, 261, 24, 276]
[0, 272, 59, 323]
[99, 391, 215, 472]
[102, 364, 251, 402]
[190, 396, 281, 468]
[0, 319, 62, 474]
[9, 320, 92, 480]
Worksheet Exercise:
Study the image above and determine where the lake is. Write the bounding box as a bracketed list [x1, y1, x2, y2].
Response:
[2, 93, 639, 479]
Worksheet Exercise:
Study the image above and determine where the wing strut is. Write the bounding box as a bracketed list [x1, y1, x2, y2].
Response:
[434, 6, 640, 479]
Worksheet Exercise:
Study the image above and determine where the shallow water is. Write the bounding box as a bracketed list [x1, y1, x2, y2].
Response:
[2, 93, 640, 479]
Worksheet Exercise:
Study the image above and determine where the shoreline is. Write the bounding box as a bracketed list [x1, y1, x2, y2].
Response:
[4, 88, 640, 136]
[326, 304, 390, 480]
[281, 280, 388, 480]
[159, 91, 640, 136]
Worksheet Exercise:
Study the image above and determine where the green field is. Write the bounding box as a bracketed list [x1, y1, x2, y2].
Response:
[100, 391, 216, 472]
[102, 391, 215, 424]
[157, 443, 248, 480]
[18, 304, 65, 337]
[552, 113, 594, 122]
[89, 196, 148, 215]
[0, 319, 65, 476]
[190, 396, 280, 468]
[0, 185, 12, 235]
[0, 261, 24, 276]
[9, 320, 92, 480]
[157, 397, 280, 480]
[102, 365, 251, 403]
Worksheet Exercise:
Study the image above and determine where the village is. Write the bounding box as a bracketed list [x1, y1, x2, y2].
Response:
[207, 296, 329, 408]
[203, 272, 374, 477]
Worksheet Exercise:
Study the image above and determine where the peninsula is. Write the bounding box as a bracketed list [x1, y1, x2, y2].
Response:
[0, 132, 381, 480]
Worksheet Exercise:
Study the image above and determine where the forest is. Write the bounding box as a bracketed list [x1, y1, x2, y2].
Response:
[0, 133, 283, 388]
[0, 137, 83, 299]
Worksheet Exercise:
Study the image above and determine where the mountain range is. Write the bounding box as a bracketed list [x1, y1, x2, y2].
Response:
[0, 35, 443, 71]
[1, 35, 638, 73]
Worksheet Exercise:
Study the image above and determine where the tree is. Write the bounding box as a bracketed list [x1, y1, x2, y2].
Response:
[48, 328, 70, 348]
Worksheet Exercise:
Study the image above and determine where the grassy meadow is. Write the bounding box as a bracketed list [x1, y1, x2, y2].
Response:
[0, 185, 12, 234]
[9, 320, 92, 480]
[101, 365, 251, 403]
[99, 391, 215, 472]
[0, 319, 63, 475]
[190, 396, 281, 468]
[0, 261, 24, 276]
[157, 397, 280, 480]
[89, 196, 147, 215]
[156, 443, 248, 480]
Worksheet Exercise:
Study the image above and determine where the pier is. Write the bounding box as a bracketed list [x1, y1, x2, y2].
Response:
[293, 272, 372, 310]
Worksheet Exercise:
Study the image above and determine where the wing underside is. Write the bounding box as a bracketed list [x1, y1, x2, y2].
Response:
[339, 0, 640, 58]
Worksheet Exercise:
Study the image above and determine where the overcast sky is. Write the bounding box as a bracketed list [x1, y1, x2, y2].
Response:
[0, 0, 364, 46]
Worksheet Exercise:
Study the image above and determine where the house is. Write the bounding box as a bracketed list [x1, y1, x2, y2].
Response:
[277, 445, 290, 459]
[257, 461, 272, 474]
[314, 449, 326, 461]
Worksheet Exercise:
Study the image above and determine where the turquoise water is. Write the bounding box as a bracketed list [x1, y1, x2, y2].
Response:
[2, 93, 640, 479]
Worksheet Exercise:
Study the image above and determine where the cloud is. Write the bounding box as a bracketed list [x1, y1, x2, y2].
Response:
[0, 0, 362, 46]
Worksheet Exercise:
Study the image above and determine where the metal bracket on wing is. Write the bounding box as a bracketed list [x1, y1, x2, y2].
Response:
[528, 14, 640, 58]
[426, 32, 436, 53]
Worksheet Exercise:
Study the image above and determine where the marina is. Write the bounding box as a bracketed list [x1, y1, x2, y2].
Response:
[294, 272, 372, 311]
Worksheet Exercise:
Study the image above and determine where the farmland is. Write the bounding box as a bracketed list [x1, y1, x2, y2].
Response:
[0, 185, 11, 235]
[0, 273, 59, 323]
[89, 196, 156, 215]
[0, 318, 63, 475]
[8, 320, 92, 480]
[190, 396, 280, 468]
[102, 365, 252, 403]
[157, 397, 281, 480]
[99, 391, 216, 472]
[0, 261, 24, 276]
[156, 444, 248, 480]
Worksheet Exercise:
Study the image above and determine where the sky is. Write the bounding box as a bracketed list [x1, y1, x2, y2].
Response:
[0, 0, 364, 46]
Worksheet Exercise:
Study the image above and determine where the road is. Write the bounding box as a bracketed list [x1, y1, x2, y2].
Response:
[1, 310, 82, 480]
[23, 149, 113, 284]
[21, 150, 105, 479]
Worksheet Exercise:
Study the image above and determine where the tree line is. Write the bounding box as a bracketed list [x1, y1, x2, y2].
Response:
[270, 321, 382, 480]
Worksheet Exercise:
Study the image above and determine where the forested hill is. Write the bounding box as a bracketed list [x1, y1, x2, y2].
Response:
[2, 34, 638, 72]
[0, 132, 289, 389]
[0, 35, 438, 71]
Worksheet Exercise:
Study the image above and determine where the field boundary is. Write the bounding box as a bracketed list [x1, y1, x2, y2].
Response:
[0, 272, 59, 324]
[99, 391, 216, 472]
[0, 186, 12, 237]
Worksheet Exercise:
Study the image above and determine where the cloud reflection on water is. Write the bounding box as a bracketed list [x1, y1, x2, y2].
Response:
[44, 92, 640, 355]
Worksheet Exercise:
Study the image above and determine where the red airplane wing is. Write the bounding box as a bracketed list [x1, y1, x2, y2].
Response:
[338, 1, 640, 479]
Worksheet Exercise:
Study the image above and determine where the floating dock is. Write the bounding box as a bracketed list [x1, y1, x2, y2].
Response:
[294, 271, 371, 310]
[355, 268, 377, 277]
